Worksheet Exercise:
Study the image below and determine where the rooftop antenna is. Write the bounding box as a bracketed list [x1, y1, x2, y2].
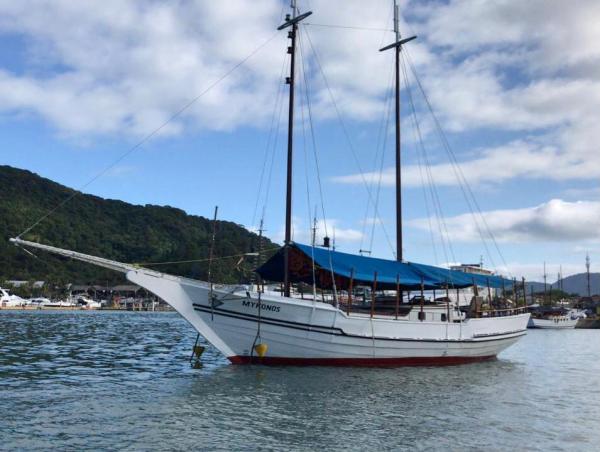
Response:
[279, 0, 312, 298]
[379, 0, 416, 262]
[332, 227, 336, 251]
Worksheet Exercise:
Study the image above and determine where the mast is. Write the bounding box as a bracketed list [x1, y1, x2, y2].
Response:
[393, 2, 401, 262]
[543, 262, 547, 305]
[559, 265, 563, 292]
[278, 2, 312, 297]
[586, 253, 591, 297]
[380, 1, 416, 262]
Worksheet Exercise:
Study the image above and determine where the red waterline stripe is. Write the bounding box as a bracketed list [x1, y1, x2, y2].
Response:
[228, 355, 496, 367]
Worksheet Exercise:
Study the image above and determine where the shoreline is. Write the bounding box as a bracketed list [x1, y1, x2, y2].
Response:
[0, 306, 174, 312]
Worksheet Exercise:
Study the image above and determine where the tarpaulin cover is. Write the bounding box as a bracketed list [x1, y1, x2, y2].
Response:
[256, 242, 513, 290]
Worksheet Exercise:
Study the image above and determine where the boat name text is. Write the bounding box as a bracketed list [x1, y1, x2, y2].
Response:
[242, 300, 281, 312]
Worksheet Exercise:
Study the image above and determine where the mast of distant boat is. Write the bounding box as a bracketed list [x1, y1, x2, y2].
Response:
[278, 1, 311, 298]
[380, 1, 416, 261]
[586, 253, 591, 297]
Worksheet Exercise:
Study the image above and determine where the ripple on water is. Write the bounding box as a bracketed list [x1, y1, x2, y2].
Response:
[1, 311, 600, 450]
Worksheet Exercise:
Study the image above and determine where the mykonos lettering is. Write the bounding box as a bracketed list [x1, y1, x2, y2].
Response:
[242, 300, 281, 312]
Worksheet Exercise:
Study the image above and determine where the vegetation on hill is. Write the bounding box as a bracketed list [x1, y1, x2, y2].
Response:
[0, 165, 276, 287]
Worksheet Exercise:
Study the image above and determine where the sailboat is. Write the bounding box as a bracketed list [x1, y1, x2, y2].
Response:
[528, 263, 580, 329]
[10, 1, 530, 366]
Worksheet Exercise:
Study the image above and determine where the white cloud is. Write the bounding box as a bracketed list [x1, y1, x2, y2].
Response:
[333, 0, 600, 189]
[2, 0, 600, 197]
[0, 0, 287, 137]
[333, 136, 600, 188]
[0, 0, 416, 138]
[410, 199, 600, 243]
[270, 216, 363, 246]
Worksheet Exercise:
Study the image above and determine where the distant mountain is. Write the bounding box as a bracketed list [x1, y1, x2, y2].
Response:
[526, 272, 600, 296]
[0, 165, 275, 285]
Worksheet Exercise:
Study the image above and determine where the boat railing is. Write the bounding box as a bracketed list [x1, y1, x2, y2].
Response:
[471, 306, 529, 318]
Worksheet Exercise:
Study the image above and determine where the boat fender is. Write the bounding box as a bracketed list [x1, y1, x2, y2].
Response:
[254, 343, 268, 358]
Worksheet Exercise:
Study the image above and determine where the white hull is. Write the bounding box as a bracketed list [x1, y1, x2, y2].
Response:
[528, 317, 578, 329]
[9, 239, 530, 366]
[127, 270, 529, 366]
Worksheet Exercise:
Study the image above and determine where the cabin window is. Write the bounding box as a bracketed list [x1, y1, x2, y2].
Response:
[441, 313, 447, 322]
[418, 311, 425, 321]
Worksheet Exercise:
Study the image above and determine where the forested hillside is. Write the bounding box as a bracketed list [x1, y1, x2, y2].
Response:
[0, 165, 275, 286]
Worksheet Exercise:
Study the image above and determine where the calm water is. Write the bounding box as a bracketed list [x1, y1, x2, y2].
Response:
[1, 311, 599, 451]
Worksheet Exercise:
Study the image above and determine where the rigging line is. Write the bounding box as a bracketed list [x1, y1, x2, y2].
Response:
[17, 31, 280, 240]
[404, 50, 508, 274]
[409, 97, 440, 265]
[298, 34, 314, 243]
[359, 4, 395, 252]
[402, 61, 450, 265]
[399, 52, 440, 265]
[298, 28, 328, 240]
[304, 23, 394, 32]
[413, 123, 440, 265]
[400, 55, 450, 264]
[360, 58, 395, 252]
[260, 56, 291, 225]
[298, 35, 318, 302]
[251, 53, 288, 230]
[397, 56, 439, 265]
[134, 247, 281, 266]
[400, 54, 455, 264]
[303, 26, 396, 258]
[299, 28, 338, 304]
[369, 77, 394, 255]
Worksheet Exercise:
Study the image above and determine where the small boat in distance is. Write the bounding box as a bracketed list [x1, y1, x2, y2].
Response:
[69, 294, 102, 309]
[0, 287, 28, 307]
[528, 306, 579, 329]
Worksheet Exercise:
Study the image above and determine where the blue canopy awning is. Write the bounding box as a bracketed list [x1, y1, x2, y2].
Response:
[255, 243, 513, 290]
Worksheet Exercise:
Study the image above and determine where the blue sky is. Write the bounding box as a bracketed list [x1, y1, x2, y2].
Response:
[2, 0, 600, 281]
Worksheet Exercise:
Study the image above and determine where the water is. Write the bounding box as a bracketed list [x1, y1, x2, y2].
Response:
[1, 311, 599, 451]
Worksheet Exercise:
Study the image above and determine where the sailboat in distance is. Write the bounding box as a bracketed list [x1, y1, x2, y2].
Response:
[11, 1, 530, 366]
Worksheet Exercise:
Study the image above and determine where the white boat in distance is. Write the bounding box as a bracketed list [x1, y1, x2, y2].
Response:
[528, 307, 581, 329]
[9, 1, 529, 365]
[1, 287, 28, 307]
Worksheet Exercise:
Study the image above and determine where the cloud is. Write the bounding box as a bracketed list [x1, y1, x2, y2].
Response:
[333, 136, 600, 188]
[1, 0, 600, 200]
[0, 1, 287, 137]
[0, 0, 416, 138]
[328, 0, 600, 190]
[410, 199, 600, 243]
[271, 216, 363, 246]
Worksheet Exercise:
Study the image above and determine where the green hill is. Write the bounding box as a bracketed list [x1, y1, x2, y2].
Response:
[0, 165, 276, 287]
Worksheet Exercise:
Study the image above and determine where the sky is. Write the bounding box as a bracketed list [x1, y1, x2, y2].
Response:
[1, 0, 599, 282]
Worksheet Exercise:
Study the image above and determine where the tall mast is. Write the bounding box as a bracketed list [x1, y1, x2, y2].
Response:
[380, 1, 416, 261]
[278, 2, 311, 297]
[393, 1, 401, 262]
